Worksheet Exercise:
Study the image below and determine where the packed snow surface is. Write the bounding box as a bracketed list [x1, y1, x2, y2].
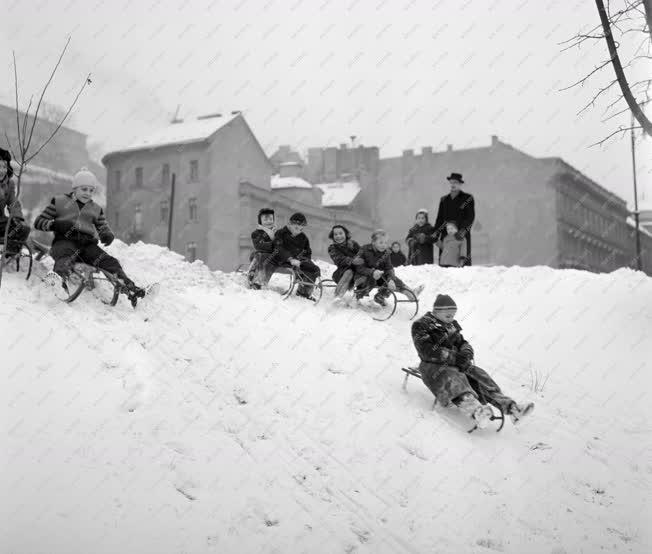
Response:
[1, 241, 651, 554]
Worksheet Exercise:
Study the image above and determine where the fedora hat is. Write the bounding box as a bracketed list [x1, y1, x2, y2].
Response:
[446, 172, 464, 184]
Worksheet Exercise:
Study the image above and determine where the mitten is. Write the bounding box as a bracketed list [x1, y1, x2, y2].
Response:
[417, 233, 426, 244]
[100, 233, 115, 246]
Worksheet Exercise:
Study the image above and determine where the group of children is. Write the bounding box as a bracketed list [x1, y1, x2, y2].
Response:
[406, 209, 468, 268]
[247, 207, 424, 305]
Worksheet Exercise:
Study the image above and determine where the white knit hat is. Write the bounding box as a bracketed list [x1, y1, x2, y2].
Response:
[72, 167, 97, 189]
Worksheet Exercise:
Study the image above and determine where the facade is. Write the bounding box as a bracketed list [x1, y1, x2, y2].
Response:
[102, 114, 374, 271]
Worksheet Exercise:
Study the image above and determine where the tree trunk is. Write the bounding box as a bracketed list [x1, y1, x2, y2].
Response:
[595, 0, 652, 136]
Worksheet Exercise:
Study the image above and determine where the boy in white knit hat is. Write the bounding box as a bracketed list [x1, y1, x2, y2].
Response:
[34, 167, 147, 304]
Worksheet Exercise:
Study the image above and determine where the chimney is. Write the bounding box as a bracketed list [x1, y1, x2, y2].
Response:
[422, 146, 433, 155]
[279, 161, 301, 178]
[491, 135, 498, 146]
[447, 144, 453, 152]
[403, 149, 414, 157]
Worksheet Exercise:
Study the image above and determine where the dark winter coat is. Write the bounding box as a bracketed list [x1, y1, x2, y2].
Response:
[251, 225, 276, 253]
[328, 239, 360, 282]
[0, 176, 24, 223]
[34, 193, 113, 246]
[390, 251, 407, 267]
[411, 311, 476, 406]
[272, 226, 312, 264]
[433, 191, 475, 239]
[406, 223, 436, 265]
[354, 243, 395, 278]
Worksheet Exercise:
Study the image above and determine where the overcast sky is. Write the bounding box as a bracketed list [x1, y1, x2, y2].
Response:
[2, 0, 651, 205]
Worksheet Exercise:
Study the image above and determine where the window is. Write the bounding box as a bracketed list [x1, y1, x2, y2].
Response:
[135, 167, 143, 188]
[134, 204, 143, 233]
[160, 200, 169, 224]
[114, 170, 121, 192]
[186, 242, 197, 262]
[190, 160, 199, 182]
[162, 163, 170, 186]
[189, 197, 198, 221]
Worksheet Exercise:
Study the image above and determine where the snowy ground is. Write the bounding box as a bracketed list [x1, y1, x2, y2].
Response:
[1, 241, 651, 554]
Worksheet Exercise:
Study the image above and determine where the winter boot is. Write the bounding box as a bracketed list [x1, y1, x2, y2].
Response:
[373, 292, 387, 306]
[412, 284, 425, 298]
[508, 402, 535, 425]
[44, 270, 70, 300]
[455, 393, 492, 429]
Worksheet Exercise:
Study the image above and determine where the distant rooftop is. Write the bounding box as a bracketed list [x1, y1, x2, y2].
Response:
[270, 174, 313, 190]
[103, 113, 239, 158]
[315, 179, 361, 207]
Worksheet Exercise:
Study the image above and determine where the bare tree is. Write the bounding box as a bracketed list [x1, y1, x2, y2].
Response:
[0, 37, 91, 288]
[562, 0, 652, 144]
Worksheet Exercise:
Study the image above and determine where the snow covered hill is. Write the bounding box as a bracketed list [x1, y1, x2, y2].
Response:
[1, 241, 651, 554]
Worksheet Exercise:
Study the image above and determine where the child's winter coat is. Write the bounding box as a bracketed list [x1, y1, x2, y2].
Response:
[437, 234, 467, 267]
[251, 225, 276, 253]
[0, 176, 24, 224]
[272, 226, 312, 264]
[411, 311, 475, 406]
[406, 223, 436, 265]
[390, 250, 407, 267]
[34, 193, 113, 246]
[328, 239, 360, 282]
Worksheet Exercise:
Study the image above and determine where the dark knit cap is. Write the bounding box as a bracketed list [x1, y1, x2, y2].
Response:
[433, 294, 457, 310]
[257, 207, 275, 224]
[289, 212, 307, 225]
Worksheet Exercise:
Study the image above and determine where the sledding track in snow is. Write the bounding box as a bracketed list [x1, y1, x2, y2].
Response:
[1, 241, 651, 554]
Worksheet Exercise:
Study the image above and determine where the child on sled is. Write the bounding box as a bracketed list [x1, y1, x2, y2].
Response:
[352, 229, 423, 306]
[257, 212, 321, 301]
[248, 207, 276, 289]
[34, 168, 147, 304]
[411, 294, 534, 429]
[327, 224, 360, 298]
[0, 148, 31, 258]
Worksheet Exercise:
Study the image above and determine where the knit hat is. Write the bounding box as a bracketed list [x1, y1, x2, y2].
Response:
[0, 148, 14, 179]
[72, 167, 97, 189]
[289, 212, 307, 225]
[433, 294, 457, 310]
[257, 207, 275, 224]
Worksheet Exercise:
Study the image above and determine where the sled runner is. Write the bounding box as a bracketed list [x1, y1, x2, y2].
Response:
[0, 239, 34, 280]
[46, 262, 158, 308]
[325, 281, 419, 322]
[400, 366, 505, 433]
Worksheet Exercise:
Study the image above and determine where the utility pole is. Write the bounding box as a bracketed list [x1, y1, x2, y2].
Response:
[631, 112, 642, 270]
[167, 173, 176, 250]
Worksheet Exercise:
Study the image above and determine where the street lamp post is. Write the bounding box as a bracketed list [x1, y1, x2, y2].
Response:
[167, 172, 176, 250]
[631, 112, 642, 271]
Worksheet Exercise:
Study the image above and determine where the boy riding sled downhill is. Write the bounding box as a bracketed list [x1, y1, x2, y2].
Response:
[411, 294, 534, 429]
[34, 167, 148, 305]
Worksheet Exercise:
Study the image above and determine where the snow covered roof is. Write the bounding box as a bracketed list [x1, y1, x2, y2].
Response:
[315, 180, 361, 207]
[626, 216, 652, 238]
[110, 114, 239, 154]
[270, 174, 313, 189]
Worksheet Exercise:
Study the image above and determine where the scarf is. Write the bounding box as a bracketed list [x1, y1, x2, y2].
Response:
[257, 224, 276, 240]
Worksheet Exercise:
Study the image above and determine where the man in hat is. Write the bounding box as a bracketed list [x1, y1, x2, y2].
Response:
[0, 147, 30, 257]
[411, 293, 534, 429]
[433, 173, 475, 266]
[33, 167, 147, 303]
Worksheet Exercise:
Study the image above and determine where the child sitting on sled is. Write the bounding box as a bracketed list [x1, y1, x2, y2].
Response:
[248, 207, 276, 289]
[411, 294, 534, 429]
[34, 168, 147, 303]
[352, 229, 423, 306]
[327, 224, 360, 298]
[257, 212, 321, 300]
[437, 221, 467, 268]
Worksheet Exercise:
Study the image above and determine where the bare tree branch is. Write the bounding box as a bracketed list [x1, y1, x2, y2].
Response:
[559, 59, 612, 91]
[595, 0, 652, 136]
[590, 124, 642, 146]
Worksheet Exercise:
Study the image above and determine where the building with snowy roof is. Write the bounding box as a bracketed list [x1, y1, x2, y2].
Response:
[101, 114, 374, 270]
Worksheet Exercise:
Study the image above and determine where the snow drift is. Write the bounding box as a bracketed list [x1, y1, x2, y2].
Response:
[1, 241, 651, 554]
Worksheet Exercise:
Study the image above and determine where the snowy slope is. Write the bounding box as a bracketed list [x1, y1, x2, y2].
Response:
[1, 242, 651, 554]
